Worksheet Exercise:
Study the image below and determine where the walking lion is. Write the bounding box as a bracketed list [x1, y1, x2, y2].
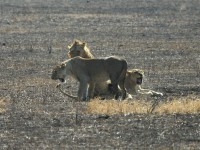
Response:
[51, 56, 127, 101]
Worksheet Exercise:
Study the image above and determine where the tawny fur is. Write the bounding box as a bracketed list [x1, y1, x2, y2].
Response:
[52, 56, 127, 101]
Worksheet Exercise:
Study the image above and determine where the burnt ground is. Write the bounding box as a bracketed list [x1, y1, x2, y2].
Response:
[0, 0, 200, 149]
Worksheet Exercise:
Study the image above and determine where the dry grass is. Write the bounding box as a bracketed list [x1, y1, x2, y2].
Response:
[0, 97, 10, 113]
[87, 99, 150, 114]
[86, 95, 200, 115]
[155, 97, 200, 114]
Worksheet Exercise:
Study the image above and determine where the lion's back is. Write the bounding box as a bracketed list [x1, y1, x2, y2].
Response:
[70, 56, 127, 82]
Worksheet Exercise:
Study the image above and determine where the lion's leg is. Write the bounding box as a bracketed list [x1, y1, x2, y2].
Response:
[77, 84, 82, 101]
[87, 82, 95, 100]
[78, 82, 88, 101]
[110, 84, 120, 100]
[118, 79, 127, 100]
[151, 90, 163, 96]
[138, 85, 163, 96]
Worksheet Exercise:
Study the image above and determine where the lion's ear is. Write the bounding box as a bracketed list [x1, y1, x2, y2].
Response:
[126, 70, 132, 76]
[74, 40, 79, 45]
[61, 63, 66, 68]
[138, 69, 144, 75]
[68, 45, 72, 49]
[82, 42, 86, 47]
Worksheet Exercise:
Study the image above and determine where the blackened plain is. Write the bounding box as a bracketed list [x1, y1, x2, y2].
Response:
[0, 0, 200, 149]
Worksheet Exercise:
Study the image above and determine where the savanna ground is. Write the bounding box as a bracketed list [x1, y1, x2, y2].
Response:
[0, 0, 200, 149]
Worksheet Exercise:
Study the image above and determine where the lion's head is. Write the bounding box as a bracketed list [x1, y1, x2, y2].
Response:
[127, 69, 144, 85]
[67, 40, 94, 58]
[51, 63, 66, 83]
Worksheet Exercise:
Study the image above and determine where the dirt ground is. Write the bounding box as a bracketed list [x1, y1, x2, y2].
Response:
[0, 0, 200, 149]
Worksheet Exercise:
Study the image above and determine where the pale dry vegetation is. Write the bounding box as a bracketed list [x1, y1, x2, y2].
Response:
[87, 95, 200, 115]
[87, 99, 151, 114]
[156, 96, 200, 114]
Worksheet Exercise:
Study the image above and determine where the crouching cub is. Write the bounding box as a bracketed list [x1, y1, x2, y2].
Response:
[51, 56, 127, 101]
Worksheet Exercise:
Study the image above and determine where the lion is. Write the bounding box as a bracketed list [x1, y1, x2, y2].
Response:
[51, 56, 127, 101]
[124, 69, 163, 98]
[67, 40, 94, 58]
[65, 40, 163, 98]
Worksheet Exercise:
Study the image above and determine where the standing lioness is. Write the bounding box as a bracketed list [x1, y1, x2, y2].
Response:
[51, 56, 127, 101]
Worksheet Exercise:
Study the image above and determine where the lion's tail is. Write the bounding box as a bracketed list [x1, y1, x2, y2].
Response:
[56, 84, 78, 100]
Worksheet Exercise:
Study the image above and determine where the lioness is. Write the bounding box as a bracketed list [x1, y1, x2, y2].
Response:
[124, 69, 163, 97]
[51, 56, 127, 101]
[66, 40, 163, 98]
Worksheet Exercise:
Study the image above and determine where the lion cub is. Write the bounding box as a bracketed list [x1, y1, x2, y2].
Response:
[52, 56, 127, 101]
